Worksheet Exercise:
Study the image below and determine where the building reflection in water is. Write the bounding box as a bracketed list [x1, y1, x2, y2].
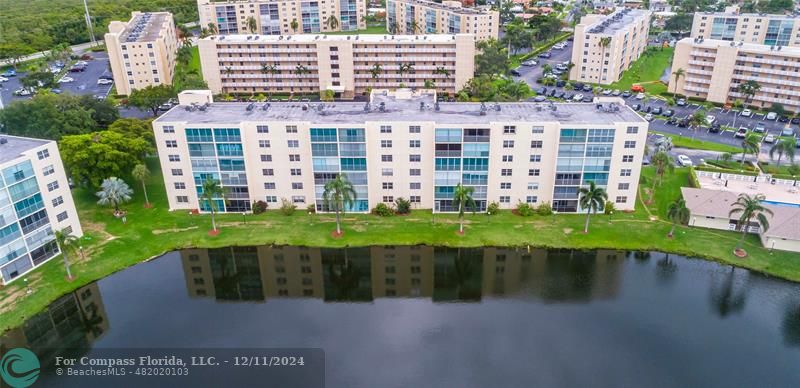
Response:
[180, 246, 625, 303]
[0, 283, 108, 366]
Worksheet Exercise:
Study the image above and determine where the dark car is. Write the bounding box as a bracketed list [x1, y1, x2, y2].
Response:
[548, 88, 557, 97]
[677, 118, 689, 127]
[564, 93, 574, 100]
[779, 115, 790, 122]
[555, 91, 565, 99]
[709, 123, 721, 133]
[556, 79, 566, 87]
[537, 87, 547, 95]
[632, 104, 642, 111]
[622, 91, 631, 98]
[791, 117, 800, 125]
[99, 71, 114, 80]
[538, 52, 552, 58]
[582, 84, 592, 92]
[663, 109, 674, 117]
[582, 96, 592, 103]
[666, 117, 678, 125]
[510, 69, 521, 76]
[69, 64, 86, 72]
[573, 82, 584, 90]
[643, 106, 652, 113]
[652, 107, 662, 115]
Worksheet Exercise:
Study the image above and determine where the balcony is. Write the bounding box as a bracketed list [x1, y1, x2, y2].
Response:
[217, 48, 317, 54]
[218, 56, 318, 62]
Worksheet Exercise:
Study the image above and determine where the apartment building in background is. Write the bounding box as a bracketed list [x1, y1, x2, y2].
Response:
[198, 33, 475, 98]
[569, 8, 651, 85]
[672, 37, 800, 111]
[691, 5, 800, 47]
[197, 0, 366, 35]
[0, 136, 83, 285]
[106, 12, 179, 96]
[152, 89, 647, 216]
[385, 0, 499, 41]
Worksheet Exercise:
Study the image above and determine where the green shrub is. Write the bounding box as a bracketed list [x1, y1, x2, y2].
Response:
[604, 201, 616, 215]
[279, 198, 296, 216]
[372, 202, 394, 217]
[536, 201, 553, 216]
[306, 204, 316, 214]
[487, 201, 500, 215]
[252, 200, 268, 215]
[394, 197, 411, 214]
[515, 201, 534, 217]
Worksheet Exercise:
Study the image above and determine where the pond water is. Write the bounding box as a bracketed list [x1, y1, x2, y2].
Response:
[3, 246, 800, 387]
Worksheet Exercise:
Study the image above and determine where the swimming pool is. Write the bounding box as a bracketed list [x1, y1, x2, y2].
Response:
[761, 200, 800, 208]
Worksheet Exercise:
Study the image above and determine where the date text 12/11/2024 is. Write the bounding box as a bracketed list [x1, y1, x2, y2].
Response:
[54, 355, 305, 367]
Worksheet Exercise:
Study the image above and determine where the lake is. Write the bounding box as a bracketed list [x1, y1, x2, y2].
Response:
[3, 246, 800, 387]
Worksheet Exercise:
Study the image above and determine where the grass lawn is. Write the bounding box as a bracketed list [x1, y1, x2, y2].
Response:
[2, 160, 800, 332]
[653, 131, 742, 154]
[759, 161, 800, 177]
[608, 47, 673, 95]
[323, 25, 388, 35]
[185, 46, 201, 74]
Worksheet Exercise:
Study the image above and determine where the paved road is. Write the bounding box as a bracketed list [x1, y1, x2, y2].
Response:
[1, 52, 113, 104]
[0, 41, 105, 67]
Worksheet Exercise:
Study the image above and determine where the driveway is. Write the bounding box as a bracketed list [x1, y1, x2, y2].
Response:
[512, 40, 574, 85]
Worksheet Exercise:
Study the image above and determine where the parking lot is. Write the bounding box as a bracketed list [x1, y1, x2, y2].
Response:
[1, 51, 113, 104]
[512, 39, 574, 85]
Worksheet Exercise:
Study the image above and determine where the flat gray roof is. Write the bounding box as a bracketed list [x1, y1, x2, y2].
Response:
[587, 8, 649, 35]
[121, 12, 170, 43]
[0, 135, 49, 165]
[156, 97, 644, 125]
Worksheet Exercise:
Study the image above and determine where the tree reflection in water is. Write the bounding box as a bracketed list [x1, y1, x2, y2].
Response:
[709, 267, 747, 318]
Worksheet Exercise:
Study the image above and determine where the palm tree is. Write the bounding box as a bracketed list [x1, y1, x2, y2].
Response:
[207, 22, 218, 35]
[598, 37, 612, 82]
[667, 198, 690, 237]
[132, 163, 151, 207]
[688, 110, 707, 139]
[323, 174, 356, 236]
[176, 24, 192, 46]
[294, 64, 310, 76]
[290, 19, 299, 33]
[424, 79, 436, 89]
[578, 180, 607, 234]
[370, 63, 382, 81]
[740, 132, 761, 166]
[409, 20, 422, 34]
[452, 184, 476, 235]
[738, 80, 761, 106]
[246, 16, 258, 33]
[651, 151, 674, 188]
[434, 66, 451, 78]
[542, 63, 552, 75]
[95, 177, 133, 214]
[728, 193, 773, 251]
[398, 63, 414, 77]
[326, 15, 339, 30]
[200, 178, 226, 233]
[770, 137, 797, 167]
[260, 63, 279, 97]
[671, 67, 685, 97]
[55, 228, 78, 281]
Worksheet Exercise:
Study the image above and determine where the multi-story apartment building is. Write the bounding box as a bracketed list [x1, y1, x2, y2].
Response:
[197, 0, 366, 35]
[198, 33, 475, 98]
[672, 37, 800, 111]
[692, 6, 800, 47]
[105, 12, 179, 96]
[153, 89, 647, 215]
[0, 136, 83, 285]
[385, 0, 499, 41]
[569, 8, 651, 85]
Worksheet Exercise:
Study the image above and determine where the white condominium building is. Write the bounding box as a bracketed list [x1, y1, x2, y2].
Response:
[105, 12, 179, 96]
[570, 8, 651, 85]
[672, 37, 800, 111]
[152, 89, 647, 215]
[198, 33, 475, 98]
[197, 0, 366, 35]
[386, 0, 499, 41]
[0, 136, 83, 285]
[692, 6, 800, 47]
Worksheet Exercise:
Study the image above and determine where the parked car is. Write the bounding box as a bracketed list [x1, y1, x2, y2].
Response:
[676, 98, 687, 106]
[666, 117, 678, 125]
[573, 82, 584, 90]
[582, 96, 593, 102]
[97, 79, 113, 85]
[602, 89, 612, 95]
[782, 127, 796, 137]
[582, 84, 592, 92]
[766, 112, 778, 120]
[0, 76, 8, 82]
[13, 88, 32, 96]
[555, 91, 565, 99]
[740, 109, 753, 117]
[677, 155, 693, 167]
[631, 85, 645, 93]
[555, 79, 566, 87]
[735, 127, 749, 138]
[652, 107, 662, 115]
[709, 123, 721, 133]
[663, 109, 674, 117]
[764, 133, 777, 143]
[611, 89, 621, 96]
[573, 94, 584, 102]
[537, 87, 547, 95]
[59, 76, 74, 83]
[621, 91, 631, 98]
[69, 64, 86, 72]
[753, 123, 766, 133]
[677, 118, 689, 127]
[791, 117, 800, 125]
[779, 115, 790, 122]
[521, 60, 537, 66]
[636, 93, 646, 100]
[510, 68, 521, 76]
[533, 95, 547, 102]
[643, 105, 652, 113]
[631, 104, 642, 111]
[538, 52, 552, 58]
[1, 69, 17, 77]
[564, 93, 574, 100]
[548, 88, 557, 97]
[705, 115, 716, 125]
[50, 88, 63, 94]
[99, 72, 114, 80]
[644, 113, 654, 121]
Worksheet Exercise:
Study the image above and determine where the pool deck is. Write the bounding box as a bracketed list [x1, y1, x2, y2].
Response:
[698, 175, 800, 205]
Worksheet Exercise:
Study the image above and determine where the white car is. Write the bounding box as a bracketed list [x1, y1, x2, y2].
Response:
[644, 113, 654, 121]
[740, 109, 753, 117]
[573, 93, 584, 102]
[59, 76, 74, 83]
[602, 89, 612, 95]
[13, 88, 32, 96]
[766, 112, 778, 120]
[705, 115, 716, 125]
[677, 155, 693, 167]
[521, 60, 537, 66]
[97, 78, 113, 85]
[636, 93, 646, 100]
[763, 133, 776, 143]
[0, 76, 8, 82]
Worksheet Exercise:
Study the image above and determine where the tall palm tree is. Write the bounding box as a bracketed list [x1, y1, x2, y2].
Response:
[207, 22, 219, 35]
[434, 66, 451, 79]
[323, 174, 357, 236]
[201, 178, 226, 233]
[132, 163, 151, 207]
[667, 198, 690, 237]
[370, 63, 382, 80]
[398, 63, 414, 77]
[246, 16, 258, 33]
[55, 228, 78, 280]
[598, 36, 612, 82]
[409, 20, 422, 34]
[176, 24, 192, 46]
[294, 64, 310, 76]
[260, 63, 279, 97]
[326, 15, 339, 30]
[290, 19, 299, 33]
[651, 151, 674, 188]
[688, 110, 707, 139]
[740, 132, 761, 166]
[424, 79, 436, 89]
[738, 80, 761, 106]
[578, 180, 607, 234]
[95, 177, 133, 213]
[671, 67, 685, 97]
[729, 193, 773, 251]
[769, 137, 797, 167]
[452, 184, 476, 234]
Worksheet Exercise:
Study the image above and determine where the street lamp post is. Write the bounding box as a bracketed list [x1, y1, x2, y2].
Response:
[242, 212, 247, 225]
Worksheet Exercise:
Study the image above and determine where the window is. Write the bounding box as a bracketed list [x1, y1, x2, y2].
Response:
[500, 182, 511, 189]
[624, 141, 636, 148]
[168, 155, 180, 162]
[261, 154, 272, 162]
[288, 140, 299, 148]
[503, 125, 516, 134]
[409, 140, 421, 148]
[410, 196, 421, 203]
[382, 155, 393, 162]
[409, 125, 421, 133]
[290, 168, 302, 176]
[503, 140, 514, 148]
[286, 125, 298, 133]
[37, 149, 50, 160]
[163, 126, 175, 133]
[292, 182, 304, 190]
[618, 183, 630, 190]
[42, 165, 55, 176]
[622, 155, 634, 162]
[177, 196, 189, 203]
[502, 155, 513, 162]
[382, 168, 393, 176]
[289, 154, 301, 162]
[626, 126, 639, 134]
[174, 182, 186, 190]
[291, 196, 305, 203]
[531, 126, 544, 134]
[620, 169, 632, 177]
[409, 169, 421, 176]
[166, 140, 178, 148]
[257, 125, 269, 133]
[528, 182, 539, 190]
[526, 196, 538, 204]
[262, 169, 274, 176]
[383, 196, 394, 202]
[265, 196, 277, 203]
[410, 182, 421, 190]
[530, 140, 543, 148]
[171, 169, 183, 176]
[501, 169, 512, 176]
[528, 169, 540, 176]
[615, 196, 628, 204]
[259, 140, 271, 148]
[52, 196, 64, 207]
[499, 196, 510, 203]
[264, 182, 276, 189]
[380, 125, 392, 133]
[56, 211, 68, 222]
[381, 140, 392, 148]
[409, 154, 421, 162]
[47, 181, 59, 192]
[382, 182, 394, 189]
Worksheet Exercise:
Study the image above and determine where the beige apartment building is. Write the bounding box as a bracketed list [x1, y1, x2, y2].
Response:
[198, 33, 475, 98]
[0, 135, 83, 285]
[570, 8, 651, 85]
[692, 6, 800, 47]
[672, 37, 800, 111]
[105, 12, 179, 96]
[197, 0, 366, 35]
[152, 89, 647, 216]
[385, 0, 499, 41]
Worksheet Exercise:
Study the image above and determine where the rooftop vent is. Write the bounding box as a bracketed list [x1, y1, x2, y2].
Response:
[199, 103, 210, 111]
[364, 102, 370, 112]
[262, 103, 271, 111]
[479, 102, 487, 116]
[246, 103, 255, 111]
[302, 103, 309, 111]
[434, 101, 440, 111]
[419, 101, 425, 111]
[493, 103, 501, 112]
[379, 102, 386, 112]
